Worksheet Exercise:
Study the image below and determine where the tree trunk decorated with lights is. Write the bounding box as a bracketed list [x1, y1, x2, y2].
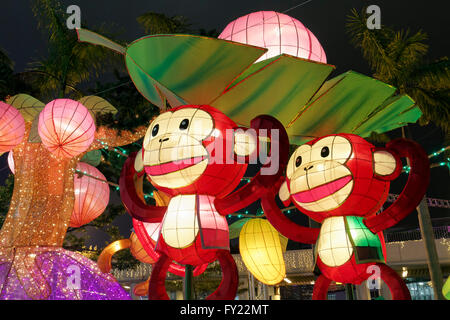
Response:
[0, 95, 146, 300]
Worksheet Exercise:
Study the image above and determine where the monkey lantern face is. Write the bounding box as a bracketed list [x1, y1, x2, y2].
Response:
[284, 134, 399, 222]
[142, 105, 248, 197]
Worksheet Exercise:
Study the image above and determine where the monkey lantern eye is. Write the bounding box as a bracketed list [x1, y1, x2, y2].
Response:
[152, 124, 159, 137]
[179, 119, 189, 130]
[295, 156, 302, 167]
[321, 146, 330, 158]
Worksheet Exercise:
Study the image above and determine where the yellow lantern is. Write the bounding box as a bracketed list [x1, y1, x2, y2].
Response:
[239, 218, 287, 285]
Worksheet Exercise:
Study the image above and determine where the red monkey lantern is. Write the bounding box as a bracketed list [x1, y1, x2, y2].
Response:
[262, 133, 430, 300]
[119, 104, 289, 300]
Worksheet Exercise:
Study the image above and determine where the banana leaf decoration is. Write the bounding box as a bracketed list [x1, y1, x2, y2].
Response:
[77, 28, 421, 145]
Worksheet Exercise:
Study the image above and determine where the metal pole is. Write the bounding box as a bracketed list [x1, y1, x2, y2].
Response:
[345, 284, 355, 300]
[417, 198, 445, 300]
[263, 283, 268, 300]
[273, 285, 281, 300]
[402, 127, 444, 300]
[247, 271, 255, 300]
[183, 265, 194, 300]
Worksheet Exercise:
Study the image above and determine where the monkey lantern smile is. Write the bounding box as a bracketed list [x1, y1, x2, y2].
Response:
[292, 175, 353, 204]
[145, 156, 207, 176]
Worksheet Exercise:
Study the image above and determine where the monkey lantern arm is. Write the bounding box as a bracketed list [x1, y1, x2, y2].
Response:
[261, 188, 320, 244]
[214, 115, 290, 215]
[119, 152, 167, 223]
[364, 138, 430, 234]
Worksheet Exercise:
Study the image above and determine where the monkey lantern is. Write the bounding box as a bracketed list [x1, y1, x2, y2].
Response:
[263, 133, 430, 300]
[120, 104, 289, 300]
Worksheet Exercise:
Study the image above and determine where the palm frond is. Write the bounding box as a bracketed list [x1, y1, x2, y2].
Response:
[346, 8, 397, 80]
[408, 57, 450, 89]
[31, 0, 68, 44]
[386, 29, 428, 72]
[409, 86, 450, 132]
[137, 12, 191, 34]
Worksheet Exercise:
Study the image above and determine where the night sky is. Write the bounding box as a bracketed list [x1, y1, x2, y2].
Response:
[2, 0, 449, 75]
[0, 0, 448, 246]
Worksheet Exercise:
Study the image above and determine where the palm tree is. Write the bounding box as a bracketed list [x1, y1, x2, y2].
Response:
[346, 8, 449, 134]
[24, 0, 123, 100]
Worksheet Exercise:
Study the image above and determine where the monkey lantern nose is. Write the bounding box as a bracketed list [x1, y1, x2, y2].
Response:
[304, 165, 314, 171]
[159, 137, 169, 143]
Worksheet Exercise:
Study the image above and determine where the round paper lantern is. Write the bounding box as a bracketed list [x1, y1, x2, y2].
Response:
[219, 11, 327, 63]
[38, 99, 96, 158]
[130, 232, 156, 264]
[239, 218, 286, 285]
[7, 151, 14, 174]
[70, 162, 110, 228]
[0, 101, 25, 153]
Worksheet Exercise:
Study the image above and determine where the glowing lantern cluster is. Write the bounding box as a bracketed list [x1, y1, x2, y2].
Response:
[38, 99, 96, 158]
[0, 101, 25, 153]
[239, 218, 287, 285]
[70, 162, 110, 228]
[219, 11, 327, 63]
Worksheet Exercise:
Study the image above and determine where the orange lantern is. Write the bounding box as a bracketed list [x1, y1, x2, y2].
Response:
[130, 232, 156, 264]
[70, 162, 110, 228]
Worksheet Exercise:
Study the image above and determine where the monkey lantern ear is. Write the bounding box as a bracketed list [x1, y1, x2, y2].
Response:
[134, 148, 145, 176]
[278, 180, 291, 206]
[233, 129, 258, 157]
[373, 149, 401, 180]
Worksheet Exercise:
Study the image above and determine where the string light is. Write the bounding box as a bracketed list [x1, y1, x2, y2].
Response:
[428, 146, 449, 159]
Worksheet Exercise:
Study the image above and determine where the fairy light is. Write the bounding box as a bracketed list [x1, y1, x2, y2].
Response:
[428, 146, 449, 159]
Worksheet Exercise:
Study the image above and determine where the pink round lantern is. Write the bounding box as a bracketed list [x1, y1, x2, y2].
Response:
[0, 101, 25, 153]
[219, 11, 327, 63]
[7, 151, 14, 174]
[38, 99, 95, 158]
[70, 162, 110, 228]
